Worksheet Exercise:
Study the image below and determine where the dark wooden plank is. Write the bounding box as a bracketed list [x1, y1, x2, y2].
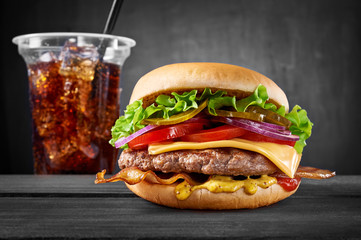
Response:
[0, 174, 129, 196]
[0, 195, 360, 239]
[0, 175, 360, 239]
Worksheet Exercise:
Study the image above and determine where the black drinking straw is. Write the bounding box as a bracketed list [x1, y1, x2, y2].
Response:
[103, 0, 124, 34]
[97, 0, 124, 60]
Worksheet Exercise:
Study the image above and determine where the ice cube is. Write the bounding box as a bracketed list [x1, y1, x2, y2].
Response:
[80, 143, 99, 159]
[39, 51, 57, 62]
[34, 108, 56, 137]
[43, 137, 77, 167]
[58, 39, 99, 81]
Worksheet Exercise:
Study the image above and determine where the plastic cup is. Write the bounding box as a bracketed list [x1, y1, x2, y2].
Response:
[13, 32, 135, 174]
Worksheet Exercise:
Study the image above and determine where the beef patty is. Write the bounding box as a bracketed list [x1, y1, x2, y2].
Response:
[119, 148, 278, 176]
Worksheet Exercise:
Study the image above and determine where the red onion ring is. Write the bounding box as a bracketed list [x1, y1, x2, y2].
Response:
[258, 121, 286, 130]
[233, 118, 292, 135]
[114, 125, 159, 148]
[213, 117, 299, 142]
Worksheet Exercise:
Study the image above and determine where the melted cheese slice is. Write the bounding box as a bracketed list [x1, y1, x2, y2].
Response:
[148, 138, 301, 178]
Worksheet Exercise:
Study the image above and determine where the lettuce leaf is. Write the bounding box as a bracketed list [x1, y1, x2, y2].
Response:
[146, 90, 199, 119]
[109, 100, 145, 148]
[196, 88, 227, 101]
[285, 105, 313, 154]
[235, 84, 269, 111]
[207, 84, 278, 114]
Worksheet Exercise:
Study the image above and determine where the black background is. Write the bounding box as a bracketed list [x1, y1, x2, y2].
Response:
[1, 0, 361, 174]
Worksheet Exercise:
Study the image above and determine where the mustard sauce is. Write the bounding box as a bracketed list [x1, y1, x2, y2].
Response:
[175, 175, 277, 200]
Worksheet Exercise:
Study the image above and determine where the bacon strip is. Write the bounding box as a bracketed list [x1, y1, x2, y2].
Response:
[95, 165, 335, 187]
[95, 167, 204, 186]
[271, 166, 336, 179]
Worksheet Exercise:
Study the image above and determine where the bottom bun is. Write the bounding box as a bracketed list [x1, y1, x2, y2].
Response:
[126, 180, 299, 210]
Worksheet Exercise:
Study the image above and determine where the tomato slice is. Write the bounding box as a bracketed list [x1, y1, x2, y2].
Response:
[128, 123, 205, 150]
[179, 125, 247, 142]
[241, 131, 296, 147]
[276, 177, 301, 191]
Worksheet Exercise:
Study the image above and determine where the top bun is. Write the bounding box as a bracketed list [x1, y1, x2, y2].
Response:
[130, 62, 289, 112]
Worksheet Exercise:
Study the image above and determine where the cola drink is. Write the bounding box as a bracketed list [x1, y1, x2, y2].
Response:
[13, 33, 135, 174]
[28, 59, 121, 173]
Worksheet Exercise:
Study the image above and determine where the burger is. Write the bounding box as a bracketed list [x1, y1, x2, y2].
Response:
[95, 62, 335, 209]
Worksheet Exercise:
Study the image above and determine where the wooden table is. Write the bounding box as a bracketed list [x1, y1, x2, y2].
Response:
[0, 175, 360, 239]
